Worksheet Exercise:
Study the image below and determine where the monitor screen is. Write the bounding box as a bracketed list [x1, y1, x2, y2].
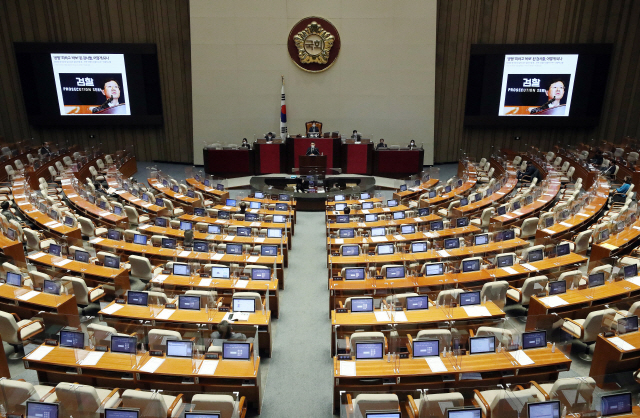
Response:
[75, 250, 90, 263]
[335, 203, 346, 211]
[251, 268, 270, 281]
[6, 271, 22, 286]
[225, 199, 236, 207]
[254, 192, 264, 198]
[26, 402, 59, 418]
[104, 255, 120, 269]
[105, 408, 140, 418]
[371, 227, 386, 237]
[406, 296, 430, 310]
[355, 342, 384, 360]
[360, 193, 370, 199]
[365, 413, 401, 418]
[512, 201, 521, 210]
[113, 205, 122, 215]
[342, 245, 360, 256]
[177, 295, 200, 310]
[556, 243, 570, 256]
[155, 217, 168, 227]
[133, 234, 148, 245]
[250, 201, 261, 209]
[49, 243, 62, 256]
[362, 202, 374, 209]
[245, 213, 259, 221]
[411, 242, 427, 253]
[204, 179, 210, 187]
[59, 330, 85, 349]
[624, 264, 638, 278]
[186, 190, 195, 198]
[166, 340, 193, 358]
[334, 194, 345, 201]
[50, 209, 60, 220]
[444, 185, 452, 193]
[413, 339, 439, 358]
[339, 229, 355, 238]
[444, 238, 460, 249]
[601, 393, 632, 417]
[365, 214, 378, 222]
[392, 211, 405, 220]
[588, 272, 605, 288]
[460, 291, 481, 306]
[497, 254, 514, 267]
[418, 207, 430, 216]
[194, 207, 206, 216]
[208, 224, 221, 234]
[497, 206, 507, 216]
[528, 401, 560, 418]
[278, 194, 290, 201]
[217, 184, 225, 191]
[64, 216, 74, 227]
[522, 330, 547, 349]
[387, 199, 398, 207]
[545, 216, 554, 227]
[273, 215, 286, 223]
[385, 266, 405, 278]
[127, 291, 148, 306]
[261, 245, 278, 256]
[237, 227, 251, 237]
[173, 263, 190, 276]
[344, 268, 365, 280]
[111, 335, 137, 354]
[474, 234, 489, 245]
[43, 279, 60, 295]
[600, 229, 610, 241]
[400, 184, 407, 192]
[528, 249, 544, 262]
[351, 298, 373, 312]
[193, 241, 208, 253]
[425, 263, 444, 276]
[430, 220, 444, 231]
[161, 238, 177, 249]
[401, 225, 415, 234]
[232, 298, 256, 312]
[210, 266, 230, 278]
[462, 259, 480, 272]
[226, 244, 242, 254]
[447, 408, 482, 418]
[502, 230, 515, 240]
[548, 280, 567, 295]
[377, 244, 394, 255]
[428, 190, 437, 198]
[172, 185, 179, 193]
[456, 218, 469, 227]
[179, 221, 192, 231]
[218, 211, 230, 220]
[460, 198, 469, 206]
[469, 336, 495, 354]
[336, 215, 349, 223]
[107, 229, 121, 240]
[222, 342, 251, 360]
[618, 316, 639, 335]
[267, 228, 282, 238]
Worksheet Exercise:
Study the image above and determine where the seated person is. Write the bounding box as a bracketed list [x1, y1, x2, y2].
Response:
[296, 176, 309, 193]
[240, 138, 251, 150]
[265, 132, 275, 142]
[351, 130, 360, 140]
[602, 162, 617, 175]
[238, 201, 247, 214]
[590, 148, 603, 166]
[611, 176, 632, 203]
[308, 123, 320, 136]
[376, 138, 388, 150]
[518, 161, 539, 183]
[210, 320, 247, 341]
[1, 201, 20, 223]
[344, 206, 351, 215]
[407, 139, 418, 149]
[306, 142, 320, 156]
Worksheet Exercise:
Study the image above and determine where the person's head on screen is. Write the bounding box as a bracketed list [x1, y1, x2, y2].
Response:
[102, 78, 121, 104]
[546, 78, 565, 105]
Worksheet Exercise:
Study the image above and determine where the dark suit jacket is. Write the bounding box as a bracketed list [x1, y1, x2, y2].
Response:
[306, 147, 320, 156]
[376, 143, 388, 150]
[308, 126, 319, 133]
[241, 143, 251, 150]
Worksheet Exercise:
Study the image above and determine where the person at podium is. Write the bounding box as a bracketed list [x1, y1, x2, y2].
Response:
[351, 130, 361, 140]
[308, 123, 320, 137]
[376, 138, 388, 150]
[240, 138, 251, 150]
[306, 142, 320, 156]
[407, 139, 418, 149]
[265, 132, 275, 142]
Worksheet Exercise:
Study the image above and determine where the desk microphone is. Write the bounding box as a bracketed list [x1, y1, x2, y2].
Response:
[92, 95, 114, 113]
[530, 96, 556, 114]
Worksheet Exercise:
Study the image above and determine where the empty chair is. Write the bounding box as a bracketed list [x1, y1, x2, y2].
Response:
[561, 308, 617, 360]
[95, 159, 106, 171]
[553, 156, 562, 167]
[14, 159, 24, 171]
[480, 280, 509, 308]
[105, 154, 114, 164]
[128, 255, 154, 290]
[63, 156, 73, 166]
[148, 329, 182, 351]
[77, 216, 108, 238]
[384, 292, 419, 308]
[22, 228, 55, 251]
[628, 152, 639, 165]
[0, 311, 45, 358]
[121, 389, 184, 418]
[476, 326, 514, 348]
[349, 331, 386, 353]
[479, 167, 494, 183]
[87, 323, 129, 346]
[514, 217, 539, 239]
[62, 276, 105, 316]
[416, 329, 452, 350]
[0, 379, 58, 416]
[474, 388, 542, 418]
[437, 200, 460, 217]
[185, 289, 219, 308]
[513, 156, 522, 166]
[351, 394, 399, 417]
[88, 166, 104, 181]
[124, 205, 150, 225]
[520, 244, 545, 262]
[408, 392, 464, 418]
[545, 151, 555, 163]
[162, 198, 185, 216]
[557, 270, 584, 289]
[436, 288, 463, 306]
[55, 161, 65, 173]
[470, 207, 495, 228]
[507, 275, 548, 306]
[55, 382, 120, 417]
[560, 166, 575, 183]
[190, 394, 244, 418]
[530, 377, 595, 414]
[5, 165, 15, 180]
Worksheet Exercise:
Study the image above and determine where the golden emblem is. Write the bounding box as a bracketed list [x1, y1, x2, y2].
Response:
[293, 21, 335, 65]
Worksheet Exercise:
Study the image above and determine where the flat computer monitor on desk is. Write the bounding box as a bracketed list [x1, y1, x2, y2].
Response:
[26, 402, 59, 418]
[223, 342, 251, 360]
[355, 341, 384, 360]
[527, 401, 560, 418]
[365, 412, 401, 418]
[446, 408, 482, 418]
[105, 408, 140, 418]
[185, 413, 220, 418]
[601, 393, 632, 417]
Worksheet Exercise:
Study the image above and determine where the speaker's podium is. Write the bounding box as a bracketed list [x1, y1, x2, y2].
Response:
[298, 155, 327, 175]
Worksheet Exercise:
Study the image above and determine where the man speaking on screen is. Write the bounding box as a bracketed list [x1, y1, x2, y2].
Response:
[530, 78, 565, 115]
[92, 78, 123, 113]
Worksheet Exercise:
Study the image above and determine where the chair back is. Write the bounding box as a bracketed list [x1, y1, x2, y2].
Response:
[121, 389, 168, 418]
[78, 216, 96, 236]
[0, 380, 40, 415]
[423, 393, 464, 418]
[148, 329, 182, 351]
[191, 394, 237, 418]
[480, 280, 509, 308]
[416, 329, 452, 350]
[129, 255, 153, 279]
[349, 331, 385, 353]
[232, 292, 263, 312]
[0, 311, 20, 344]
[63, 276, 90, 305]
[353, 394, 399, 418]
[520, 275, 548, 305]
[55, 382, 102, 416]
[582, 308, 617, 342]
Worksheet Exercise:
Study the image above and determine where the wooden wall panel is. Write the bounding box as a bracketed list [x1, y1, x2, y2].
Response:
[435, 0, 640, 163]
[0, 0, 192, 163]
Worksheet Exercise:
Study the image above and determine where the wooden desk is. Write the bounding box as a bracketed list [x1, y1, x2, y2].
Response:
[27, 252, 130, 292]
[151, 274, 279, 318]
[590, 219, 640, 261]
[590, 332, 640, 387]
[105, 178, 164, 216]
[526, 279, 640, 331]
[417, 165, 478, 208]
[147, 178, 200, 211]
[0, 334, 10, 378]
[392, 178, 440, 202]
[535, 179, 609, 242]
[327, 215, 441, 231]
[244, 196, 297, 208]
[98, 302, 273, 357]
[186, 177, 230, 201]
[178, 214, 293, 246]
[332, 345, 571, 413]
[0, 283, 79, 327]
[299, 155, 328, 174]
[326, 198, 381, 207]
[491, 178, 562, 227]
[330, 302, 505, 356]
[23, 344, 263, 412]
[212, 204, 295, 228]
[326, 205, 410, 218]
[61, 177, 129, 229]
[0, 231, 26, 265]
[454, 173, 518, 217]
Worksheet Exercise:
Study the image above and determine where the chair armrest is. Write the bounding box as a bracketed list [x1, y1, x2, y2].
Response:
[100, 387, 121, 407]
[406, 394, 419, 418]
[238, 396, 246, 418]
[10, 312, 21, 322]
[88, 285, 105, 302]
[473, 389, 490, 415]
[562, 318, 585, 338]
[166, 393, 183, 418]
[16, 320, 44, 342]
[39, 387, 57, 402]
[530, 381, 550, 400]
[345, 336, 350, 352]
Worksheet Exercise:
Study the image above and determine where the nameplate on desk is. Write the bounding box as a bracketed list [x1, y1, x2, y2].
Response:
[370, 236, 387, 242]
[539, 295, 568, 308]
[521, 263, 537, 271]
[140, 357, 165, 373]
[165, 303, 176, 309]
[218, 307, 230, 312]
[44, 339, 58, 346]
[149, 350, 164, 356]
[541, 228, 555, 234]
[95, 345, 108, 352]
[414, 217, 423, 222]
[436, 250, 451, 257]
[333, 277, 342, 281]
[600, 243, 618, 250]
[115, 298, 126, 304]
[204, 353, 219, 360]
[559, 221, 573, 227]
[338, 355, 351, 361]
[375, 275, 383, 280]
[501, 267, 518, 275]
[336, 308, 348, 313]
[608, 337, 636, 351]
